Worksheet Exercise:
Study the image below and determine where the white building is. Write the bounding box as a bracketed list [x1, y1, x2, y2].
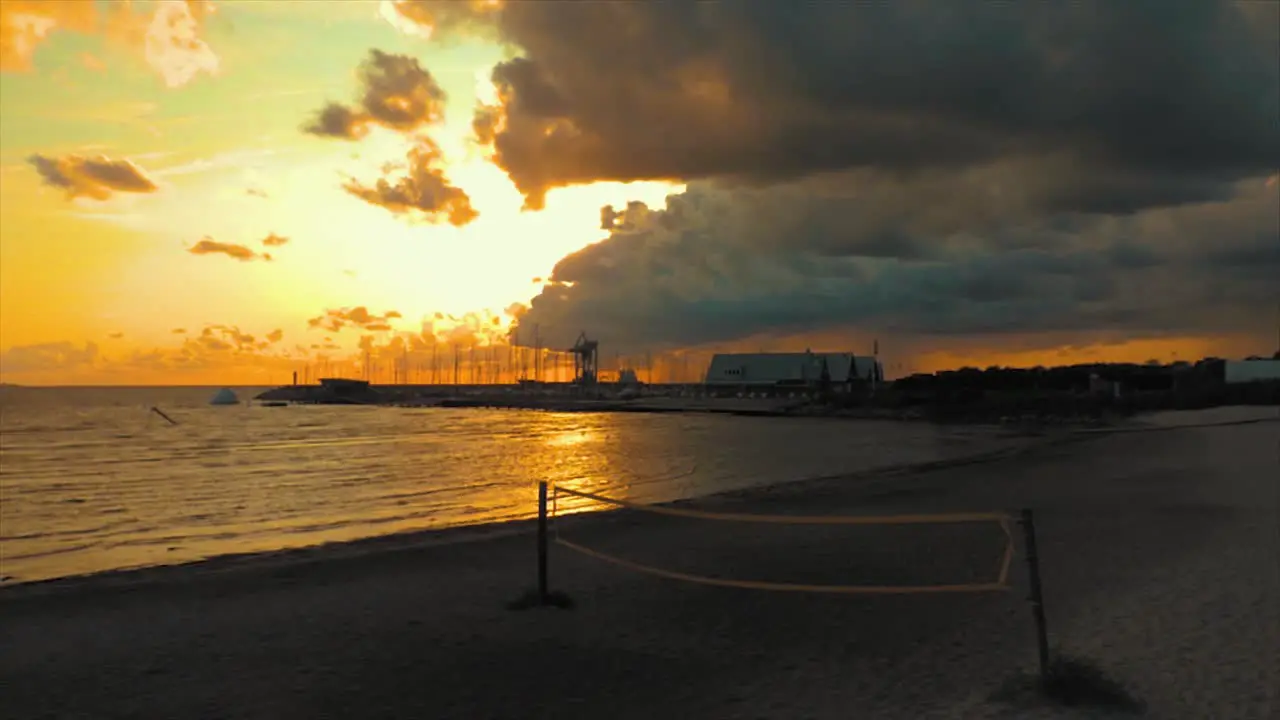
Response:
[1224, 358, 1280, 384]
[704, 351, 883, 390]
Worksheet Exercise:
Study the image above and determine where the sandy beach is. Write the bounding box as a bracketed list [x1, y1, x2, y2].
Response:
[2, 409, 1277, 719]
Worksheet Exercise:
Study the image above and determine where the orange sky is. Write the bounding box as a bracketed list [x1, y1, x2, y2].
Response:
[1, 1, 1275, 385]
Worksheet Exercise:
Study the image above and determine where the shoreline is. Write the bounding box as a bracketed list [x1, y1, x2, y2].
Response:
[3, 419, 1275, 718]
[4, 410, 1271, 596]
[0, 429, 1069, 598]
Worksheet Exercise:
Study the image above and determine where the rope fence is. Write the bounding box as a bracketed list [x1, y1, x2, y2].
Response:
[556, 485, 1013, 527]
[547, 484, 1015, 595]
[524, 481, 1052, 684]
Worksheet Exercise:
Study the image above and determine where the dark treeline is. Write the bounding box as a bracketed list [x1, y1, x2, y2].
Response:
[858, 357, 1280, 424]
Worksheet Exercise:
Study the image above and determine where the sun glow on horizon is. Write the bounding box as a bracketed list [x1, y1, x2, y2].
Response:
[0, 2, 681, 384]
[2, 1, 1273, 386]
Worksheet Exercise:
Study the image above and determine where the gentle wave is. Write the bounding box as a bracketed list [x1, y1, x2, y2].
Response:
[0, 386, 1022, 583]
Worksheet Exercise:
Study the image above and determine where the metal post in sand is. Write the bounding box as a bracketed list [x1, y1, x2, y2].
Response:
[538, 481, 549, 602]
[1020, 508, 1051, 683]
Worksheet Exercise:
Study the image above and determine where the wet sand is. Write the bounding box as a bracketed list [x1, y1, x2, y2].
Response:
[2, 411, 1277, 719]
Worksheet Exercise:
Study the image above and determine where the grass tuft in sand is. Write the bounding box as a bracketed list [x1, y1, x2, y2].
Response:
[992, 653, 1146, 714]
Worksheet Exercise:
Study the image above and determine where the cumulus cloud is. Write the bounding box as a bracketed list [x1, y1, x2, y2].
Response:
[514, 175, 1280, 353]
[0, 341, 100, 375]
[379, 0, 503, 41]
[142, 0, 219, 88]
[342, 138, 478, 226]
[3, 325, 335, 384]
[1, 0, 218, 86]
[0, 1, 95, 72]
[387, 2, 1280, 212]
[187, 237, 273, 262]
[303, 48, 477, 226]
[418, 308, 511, 347]
[377, 1, 1280, 357]
[307, 307, 403, 333]
[260, 233, 289, 247]
[195, 324, 258, 350]
[303, 49, 448, 139]
[165, 325, 289, 358]
[27, 153, 158, 201]
[103, 324, 298, 381]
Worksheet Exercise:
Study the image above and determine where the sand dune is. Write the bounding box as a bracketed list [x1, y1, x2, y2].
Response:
[1, 414, 1276, 719]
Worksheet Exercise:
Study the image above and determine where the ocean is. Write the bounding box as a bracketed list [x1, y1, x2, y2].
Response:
[0, 386, 1019, 584]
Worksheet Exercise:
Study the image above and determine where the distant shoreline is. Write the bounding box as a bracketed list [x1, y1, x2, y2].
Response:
[252, 383, 1147, 430]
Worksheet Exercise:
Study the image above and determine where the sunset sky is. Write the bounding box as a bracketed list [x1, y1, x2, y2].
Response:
[1, 0, 1277, 385]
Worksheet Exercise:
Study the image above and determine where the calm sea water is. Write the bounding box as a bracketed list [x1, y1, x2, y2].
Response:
[0, 386, 1019, 584]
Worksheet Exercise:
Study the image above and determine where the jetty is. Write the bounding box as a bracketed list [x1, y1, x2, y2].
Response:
[254, 378, 812, 417]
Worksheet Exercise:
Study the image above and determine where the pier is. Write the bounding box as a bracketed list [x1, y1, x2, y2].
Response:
[253, 378, 817, 417]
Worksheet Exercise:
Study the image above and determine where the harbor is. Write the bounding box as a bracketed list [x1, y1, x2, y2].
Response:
[253, 378, 825, 418]
[255, 336, 903, 417]
[252, 349, 1280, 429]
[254, 334, 884, 417]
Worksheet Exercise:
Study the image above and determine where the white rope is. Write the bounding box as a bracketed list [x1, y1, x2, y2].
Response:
[555, 537, 1012, 595]
[554, 485, 1011, 526]
[547, 486, 1017, 596]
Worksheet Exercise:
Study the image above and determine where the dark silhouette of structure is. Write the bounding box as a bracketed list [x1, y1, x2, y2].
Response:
[569, 332, 599, 385]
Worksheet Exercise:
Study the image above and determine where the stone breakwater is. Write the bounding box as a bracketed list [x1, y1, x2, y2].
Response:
[255, 383, 1134, 430]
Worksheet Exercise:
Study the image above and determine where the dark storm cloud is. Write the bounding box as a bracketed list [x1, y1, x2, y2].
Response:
[388, 1, 1279, 211]
[381, 1, 1280, 351]
[513, 176, 1280, 351]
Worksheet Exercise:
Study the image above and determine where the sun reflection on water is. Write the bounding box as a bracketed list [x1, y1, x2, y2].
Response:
[1, 389, 1015, 582]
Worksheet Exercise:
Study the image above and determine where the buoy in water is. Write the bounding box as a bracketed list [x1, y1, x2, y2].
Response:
[209, 388, 239, 406]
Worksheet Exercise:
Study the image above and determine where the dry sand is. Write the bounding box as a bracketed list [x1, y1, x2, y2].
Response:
[1133, 404, 1279, 428]
[2, 412, 1277, 719]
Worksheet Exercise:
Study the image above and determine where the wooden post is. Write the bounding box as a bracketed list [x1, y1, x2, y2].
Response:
[537, 481, 549, 602]
[1020, 508, 1051, 682]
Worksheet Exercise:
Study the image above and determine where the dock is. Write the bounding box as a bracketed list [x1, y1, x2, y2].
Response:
[253, 378, 817, 417]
